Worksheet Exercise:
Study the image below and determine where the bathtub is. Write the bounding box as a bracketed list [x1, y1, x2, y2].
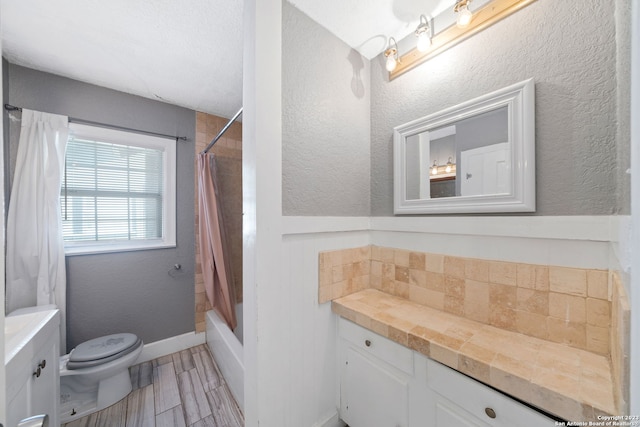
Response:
[206, 304, 244, 412]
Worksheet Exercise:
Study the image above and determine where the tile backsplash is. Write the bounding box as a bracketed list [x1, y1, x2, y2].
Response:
[319, 245, 613, 356]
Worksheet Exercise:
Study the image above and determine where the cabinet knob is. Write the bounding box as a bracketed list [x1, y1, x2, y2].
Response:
[365, 339, 371, 347]
[485, 407, 496, 419]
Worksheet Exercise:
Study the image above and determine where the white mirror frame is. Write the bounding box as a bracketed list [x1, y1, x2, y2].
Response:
[393, 78, 535, 214]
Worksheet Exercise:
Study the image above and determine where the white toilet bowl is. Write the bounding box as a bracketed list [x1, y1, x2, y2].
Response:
[59, 333, 144, 423]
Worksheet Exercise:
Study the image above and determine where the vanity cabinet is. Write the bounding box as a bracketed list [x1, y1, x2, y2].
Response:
[337, 318, 556, 427]
[6, 310, 60, 427]
[339, 319, 413, 427]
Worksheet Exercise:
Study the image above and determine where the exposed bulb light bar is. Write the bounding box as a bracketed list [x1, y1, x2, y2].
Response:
[414, 15, 432, 52]
[384, 37, 399, 72]
[454, 0, 473, 28]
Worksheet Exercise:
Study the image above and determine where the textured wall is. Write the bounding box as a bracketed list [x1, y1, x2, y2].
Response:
[282, 2, 371, 216]
[371, 0, 625, 216]
[6, 64, 196, 349]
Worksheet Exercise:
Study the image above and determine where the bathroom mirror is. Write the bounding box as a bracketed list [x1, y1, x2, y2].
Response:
[393, 79, 535, 214]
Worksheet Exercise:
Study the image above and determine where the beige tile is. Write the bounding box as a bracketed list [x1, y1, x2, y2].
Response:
[444, 295, 465, 317]
[331, 265, 343, 284]
[422, 289, 446, 311]
[409, 252, 426, 270]
[459, 354, 491, 383]
[371, 260, 383, 277]
[547, 318, 586, 349]
[425, 253, 444, 273]
[409, 268, 427, 288]
[425, 272, 445, 292]
[395, 266, 410, 283]
[408, 332, 430, 356]
[587, 270, 609, 300]
[379, 246, 395, 263]
[409, 285, 430, 306]
[517, 264, 550, 291]
[489, 261, 517, 286]
[586, 325, 610, 355]
[464, 280, 489, 323]
[489, 283, 516, 310]
[549, 293, 586, 323]
[489, 306, 516, 331]
[490, 362, 534, 403]
[382, 263, 395, 280]
[394, 249, 411, 267]
[515, 310, 549, 340]
[516, 288, 549, 315]
[445, 276, 465, 298]
[465, 258, 489, 282]
[586, 298, 611, 327]
[549, 266, 587, 297]
[430, 342, 459, 369]
[444, 256, 465, 279]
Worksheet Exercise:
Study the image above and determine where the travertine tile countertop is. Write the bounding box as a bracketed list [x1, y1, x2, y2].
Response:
[332, 289, 615, 422]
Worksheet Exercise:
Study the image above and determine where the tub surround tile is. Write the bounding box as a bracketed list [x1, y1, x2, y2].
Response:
[332, 289, 616, 422]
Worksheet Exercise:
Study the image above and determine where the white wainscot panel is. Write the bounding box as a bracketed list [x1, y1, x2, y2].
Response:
[281, 225, 369, 427]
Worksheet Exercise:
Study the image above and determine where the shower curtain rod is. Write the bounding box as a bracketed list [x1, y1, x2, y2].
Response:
[201, 107, 243, 155]
[4, 103, 188, 142]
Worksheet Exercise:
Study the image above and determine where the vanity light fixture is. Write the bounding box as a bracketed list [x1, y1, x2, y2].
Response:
[454, 0, 473, 28]
[387, 0, 537, 80]
[414, 15, 432, 52]
[445, 157, 453, 173]
[431, 161, 439, 175]
[384, 37, 400, 72]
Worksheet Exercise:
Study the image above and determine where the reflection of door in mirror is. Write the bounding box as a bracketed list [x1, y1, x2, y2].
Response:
[454, 106, 509, 197]
[460, 142, 511, 196]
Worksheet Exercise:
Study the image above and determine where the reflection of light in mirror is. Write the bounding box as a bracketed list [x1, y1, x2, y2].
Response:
[445, 157, 453, 173]
[431, 161, 438, 175]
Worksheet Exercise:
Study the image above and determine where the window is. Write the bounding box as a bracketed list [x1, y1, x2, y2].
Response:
[62, 123, 176, 255]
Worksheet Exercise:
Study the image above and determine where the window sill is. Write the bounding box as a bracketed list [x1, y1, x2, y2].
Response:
[64, 241, 176, 256]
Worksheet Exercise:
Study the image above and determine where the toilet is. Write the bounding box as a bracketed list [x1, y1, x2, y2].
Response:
[8, 304, 144, 423]
[60, 332, 144, 422]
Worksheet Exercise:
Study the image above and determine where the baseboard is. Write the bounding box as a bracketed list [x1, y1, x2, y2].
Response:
[136, 331, 206, 364]
[314, 412, 346, 427]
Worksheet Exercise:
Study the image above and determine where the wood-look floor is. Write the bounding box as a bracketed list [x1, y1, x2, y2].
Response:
[64, 344, 244, 427]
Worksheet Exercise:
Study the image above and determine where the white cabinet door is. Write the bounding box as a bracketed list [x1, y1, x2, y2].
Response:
[30, 333, 60, 425]
[341, 347, 410, 427]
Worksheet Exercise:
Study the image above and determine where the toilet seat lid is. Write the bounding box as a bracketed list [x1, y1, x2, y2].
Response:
[69, 333, 139, 362]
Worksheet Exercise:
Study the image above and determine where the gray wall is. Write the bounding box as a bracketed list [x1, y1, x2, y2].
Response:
[5, 64, 195, 349]
[371, 0, 626, 216]
[282, 2, 371, 216]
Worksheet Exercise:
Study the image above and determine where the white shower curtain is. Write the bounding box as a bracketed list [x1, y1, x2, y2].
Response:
[6, 109, 69, 352]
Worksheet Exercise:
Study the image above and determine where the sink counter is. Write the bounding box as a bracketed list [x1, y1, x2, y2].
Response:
[5, 309, 60, 365]
[332, 289, 616, 422]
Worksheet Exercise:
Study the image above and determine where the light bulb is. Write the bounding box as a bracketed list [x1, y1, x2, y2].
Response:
[431, 161, 438, 175]
[416, 32, 431, 52]
[386, 55, 398, 72]
[456, 4, 473, 27]
[415, 15, 431, 52]
[445, 157, 453, 173]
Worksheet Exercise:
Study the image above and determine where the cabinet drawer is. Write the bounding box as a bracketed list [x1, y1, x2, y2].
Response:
[339, 318, 413, 375]
[426, 359, 555, 426]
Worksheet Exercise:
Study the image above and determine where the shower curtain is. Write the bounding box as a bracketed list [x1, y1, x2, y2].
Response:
[197, 152, 237, 330]
[6, 109, 69, 352]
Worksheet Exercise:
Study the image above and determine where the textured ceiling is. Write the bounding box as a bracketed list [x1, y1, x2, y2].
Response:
[1, 0, 244, 118]
[1, 0, 455, 118]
